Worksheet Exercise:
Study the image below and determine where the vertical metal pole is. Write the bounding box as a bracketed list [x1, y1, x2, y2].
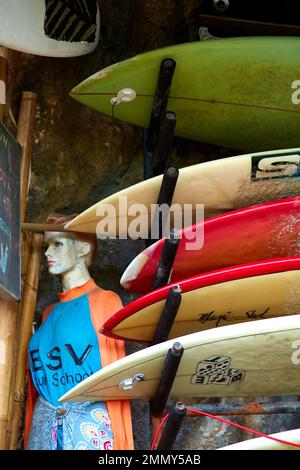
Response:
[147, 168, 179, 248]
[150, 343, 184, 417]
[151, 286, 182, 345]
[151, 228, 180, 290]
[146, 58, 176, 154]
[156, 402, 187, 450]
[144, 58, 176, 180]
[152, 111, 177, 177]
[153, 167, 179, 244]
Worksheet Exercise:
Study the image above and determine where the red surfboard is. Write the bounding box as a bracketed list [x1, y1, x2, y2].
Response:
[121, 197, 300, 294]
[103, 256, 300, 343]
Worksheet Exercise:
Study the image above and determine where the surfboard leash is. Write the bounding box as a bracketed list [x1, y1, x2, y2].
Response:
[150, 407, 300, 450]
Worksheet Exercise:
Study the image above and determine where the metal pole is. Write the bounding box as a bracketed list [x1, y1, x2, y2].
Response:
[146, 58, 176, 154]
[147, 167, 179, 247]
[157, 166, 179, 240]
[152, 111, 177, 177]
[156, 402, 187, 450]
[150, 342, 184, 417]
[144, 58, 176, 180]
[152, 229, 180, 290]
[151, 286, 182, 345]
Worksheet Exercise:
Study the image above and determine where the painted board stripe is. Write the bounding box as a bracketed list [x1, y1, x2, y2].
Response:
[44, 0, 97, 43]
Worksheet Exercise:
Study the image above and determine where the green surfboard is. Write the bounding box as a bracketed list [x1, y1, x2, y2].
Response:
[71, 36, 300, 151]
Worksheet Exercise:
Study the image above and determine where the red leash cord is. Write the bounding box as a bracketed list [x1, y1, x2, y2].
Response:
[150, 407, 300, 450]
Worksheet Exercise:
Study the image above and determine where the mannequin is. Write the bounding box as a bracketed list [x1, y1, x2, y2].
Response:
[25, 214, 133, 451]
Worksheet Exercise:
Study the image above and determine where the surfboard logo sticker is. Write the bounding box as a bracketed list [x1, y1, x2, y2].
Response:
[44, 0, 97, 43]
[251, 154, 300, 181]
[191, 355, 246, 385]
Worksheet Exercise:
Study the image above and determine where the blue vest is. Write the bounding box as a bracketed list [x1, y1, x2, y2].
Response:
[28, 293, 102, 407]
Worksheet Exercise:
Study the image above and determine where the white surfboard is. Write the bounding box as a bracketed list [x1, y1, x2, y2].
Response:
[218, 429, 300, 450]
[65, 148, 300, 236]
[0, 0, 100, 57]
[60, 314, 300, 402]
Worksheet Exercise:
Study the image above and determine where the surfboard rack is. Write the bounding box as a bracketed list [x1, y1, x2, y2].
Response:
[156, 402, 187, 450]
[153, 397, 300, 449]
[151, 285, 182, 345]
[152, 111, 177, 176]
[146, 166, 179, 247]
[151, 227, 180, 290]
[144, 58, 176, 179]
[150, 342, 184, 417]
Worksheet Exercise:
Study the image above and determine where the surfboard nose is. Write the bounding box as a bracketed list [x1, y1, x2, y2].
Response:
[120, 252, 149, 289]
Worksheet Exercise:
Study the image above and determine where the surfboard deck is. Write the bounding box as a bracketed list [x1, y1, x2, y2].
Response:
[103, 257, 300, 343]
[71, 37, 300, 151]
[60, 314, 300, 402]
[65, 148, 300, 235]
[218, 429, 300, 450]
[121, 197, 300, 293]
[0, 0, 100, 57]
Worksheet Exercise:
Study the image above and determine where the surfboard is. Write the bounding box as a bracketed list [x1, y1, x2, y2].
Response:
[0, 0, 100, 57]
[102, 257, 300, 343]
[64, 148, 300, 235]
[59, 314, 300, 402]
[71, 37, 300, 151]
[121, 197, 300, 293]
[218, 429, 300, 450]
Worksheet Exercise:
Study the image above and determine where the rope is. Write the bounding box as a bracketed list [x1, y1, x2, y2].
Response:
[150, 407, 300, 450]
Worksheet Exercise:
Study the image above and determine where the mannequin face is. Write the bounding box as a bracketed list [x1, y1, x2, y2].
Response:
[45, 233, 78, 275]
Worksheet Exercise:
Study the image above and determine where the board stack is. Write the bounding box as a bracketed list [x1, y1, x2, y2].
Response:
[60, 35, 300, 450]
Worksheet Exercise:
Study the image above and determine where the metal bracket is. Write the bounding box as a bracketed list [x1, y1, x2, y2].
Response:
[119, 373, 145, 391]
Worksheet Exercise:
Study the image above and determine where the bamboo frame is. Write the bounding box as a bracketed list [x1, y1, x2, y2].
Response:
[0, 300, 17, 449]
[21, 223, 68, 233]
[18, 92, 37, 224]
[18, 92, 37, 289]
[6, 92, 38, 449]
[0, 46, 18, 450]
[9, 234, 43, 450]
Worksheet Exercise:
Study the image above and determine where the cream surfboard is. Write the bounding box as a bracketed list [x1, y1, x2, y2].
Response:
[218, 429, 300, 450]
[103, 257, 300, 343]
[121, 197, 300, 293]
[60, 314, 300, 402]
[65, 148, 300, 235]
[0, 0, 100, 57]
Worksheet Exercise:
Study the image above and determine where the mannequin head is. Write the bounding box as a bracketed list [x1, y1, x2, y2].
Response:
[44, 214, 97, 290]
[44, 233, 92, 275]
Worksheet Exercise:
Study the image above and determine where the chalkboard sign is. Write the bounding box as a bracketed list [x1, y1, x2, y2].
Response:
[0, 122, 21, 301]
